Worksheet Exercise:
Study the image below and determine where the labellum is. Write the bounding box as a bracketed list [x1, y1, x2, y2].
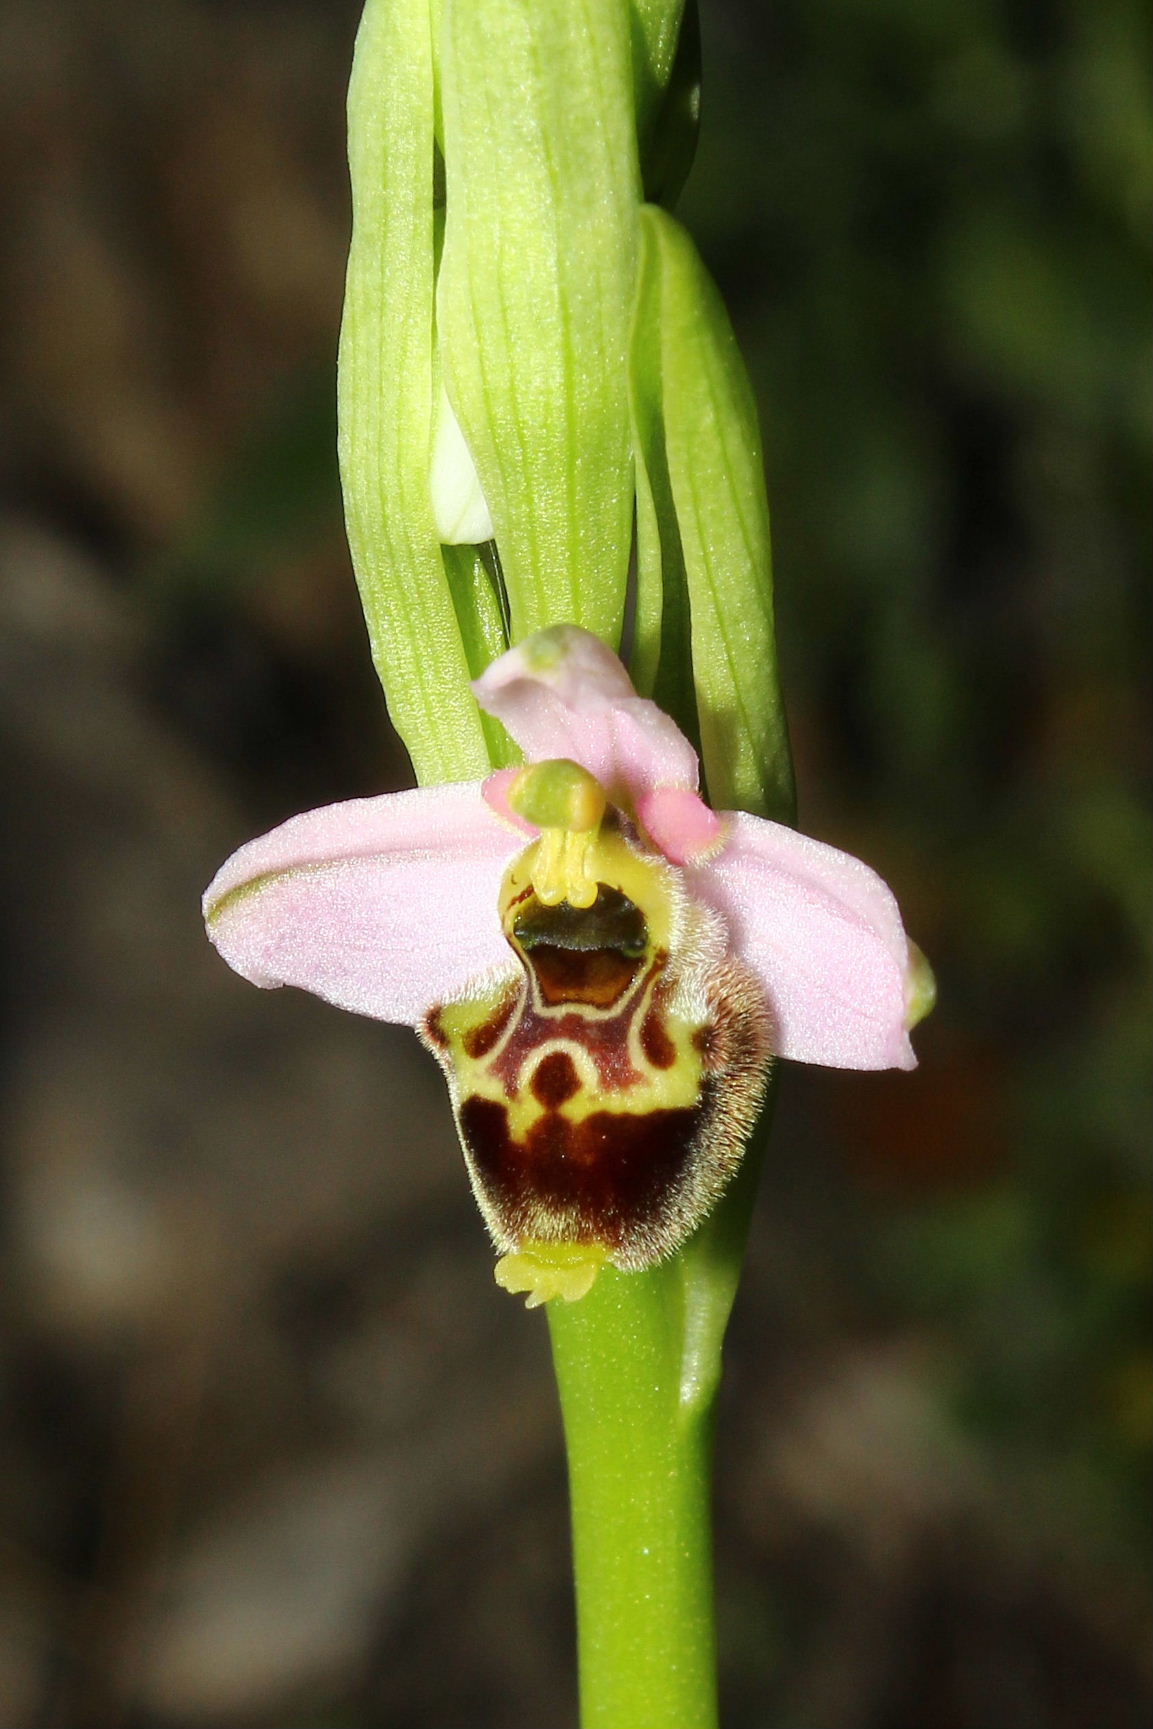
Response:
[422, 763, 770, 1305]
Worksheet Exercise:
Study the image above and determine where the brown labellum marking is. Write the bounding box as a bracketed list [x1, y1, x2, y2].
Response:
[530, 1049, 581, 1107]
[462, 986, 518, 1060]
[458, 1094, 703, 1256]
[489, 980, 651, 1095]
[423, 1009, 448, 1050]
[525, 945, 641, 1008]
[639, 1004, 677, 1070]
[512, 885, 647, 1009]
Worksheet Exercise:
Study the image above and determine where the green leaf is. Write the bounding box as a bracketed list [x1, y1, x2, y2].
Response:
[635, 205, 795, 823]
[436, 0, 641, 650]
[632, 0, 702, 208]
[440, 542, 519, 767]
[629, 0, 686, 117]
[628, 207, 794, 1449]
[339, 0, 490, 785]
[676, 1095, 775, 1417]
[627, 206, 700, 753]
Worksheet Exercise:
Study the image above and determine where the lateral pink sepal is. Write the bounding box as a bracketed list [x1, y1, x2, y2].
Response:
[203, 782, 522, 1025]
[688, 812, 917, 1071]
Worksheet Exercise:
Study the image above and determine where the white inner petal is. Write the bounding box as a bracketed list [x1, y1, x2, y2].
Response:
[429, 383, 494, 544]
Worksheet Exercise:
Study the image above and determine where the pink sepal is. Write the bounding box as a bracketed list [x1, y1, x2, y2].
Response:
[688, 813, 916, 1071]
[204, 782, 522, 1025]
[473, 627, 700, 818]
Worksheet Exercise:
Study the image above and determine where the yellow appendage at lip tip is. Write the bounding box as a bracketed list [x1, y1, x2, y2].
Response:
[494, 1242, 609, 1308]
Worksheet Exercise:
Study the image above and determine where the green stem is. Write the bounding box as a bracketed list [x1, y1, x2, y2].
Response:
[547, 1261, 718, 1729]
[545, 1100, 775, 1728]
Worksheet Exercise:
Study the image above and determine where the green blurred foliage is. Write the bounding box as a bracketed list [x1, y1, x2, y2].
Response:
[675, 0, 1150, 1565]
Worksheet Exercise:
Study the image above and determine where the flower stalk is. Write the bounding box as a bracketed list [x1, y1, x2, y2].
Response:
[548, 1263, 720, 1729]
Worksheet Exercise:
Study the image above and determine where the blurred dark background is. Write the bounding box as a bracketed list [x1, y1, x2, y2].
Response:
[0, 1, 1148, 1725]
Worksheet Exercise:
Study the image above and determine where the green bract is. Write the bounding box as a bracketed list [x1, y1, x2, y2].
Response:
[340, 0, 488, 784]
[338, 0, 787, 828]
[631, 207, 794, 824]
[437, 1, 640, 648]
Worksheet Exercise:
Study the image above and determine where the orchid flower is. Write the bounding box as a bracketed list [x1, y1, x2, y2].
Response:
[205, 626, 926, 1307]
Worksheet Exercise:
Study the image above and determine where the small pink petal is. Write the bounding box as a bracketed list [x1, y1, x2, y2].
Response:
[688, 813, 916, 1071]
[636, 786, 724, 864]
[473, 626, 700, 816]
[204, 782, 522, 1024]
[481, 767, 539, 835]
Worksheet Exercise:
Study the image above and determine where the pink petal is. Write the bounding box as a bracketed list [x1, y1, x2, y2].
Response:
[635, 786, 724, 864]
[481, 767, 539, 835]
[473, 626, 700, 812]
[204, 783, 523, 1024]
[688, 813, 916, 1071]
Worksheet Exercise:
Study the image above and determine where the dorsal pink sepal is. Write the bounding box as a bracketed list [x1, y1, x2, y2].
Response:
[473, 628, 701, 821]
